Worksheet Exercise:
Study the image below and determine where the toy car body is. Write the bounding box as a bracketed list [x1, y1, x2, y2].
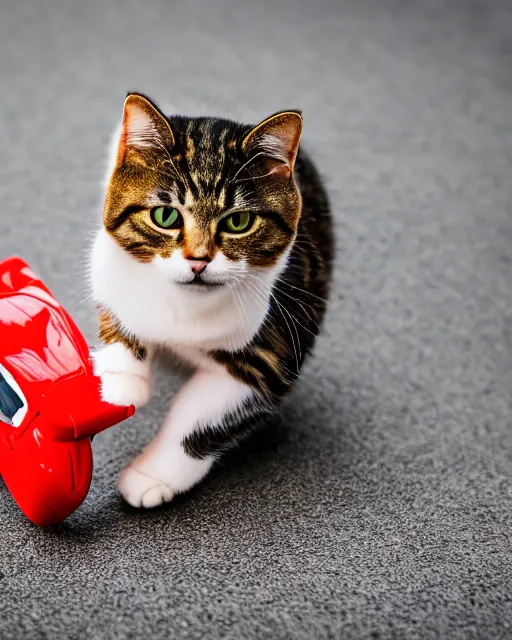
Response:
[0, 257, 134, 526]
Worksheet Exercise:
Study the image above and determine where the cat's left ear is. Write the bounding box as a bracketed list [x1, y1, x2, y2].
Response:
[115, 92, 175, 167]
[242, 111, 303, 179]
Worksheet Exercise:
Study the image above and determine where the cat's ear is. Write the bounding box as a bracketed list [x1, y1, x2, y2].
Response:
[115, 92, 175, 166]
[242, 111, 303, 178]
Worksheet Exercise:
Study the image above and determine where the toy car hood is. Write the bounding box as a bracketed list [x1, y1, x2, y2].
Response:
[0, 257, 134, 526]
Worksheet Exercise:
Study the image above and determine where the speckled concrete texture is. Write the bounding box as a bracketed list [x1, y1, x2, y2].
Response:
[0, 1, 511, 638]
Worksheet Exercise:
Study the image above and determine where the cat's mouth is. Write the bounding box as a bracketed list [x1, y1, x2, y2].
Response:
[177, 277, 225, 291]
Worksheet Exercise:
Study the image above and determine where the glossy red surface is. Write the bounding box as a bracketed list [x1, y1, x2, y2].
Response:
[0, 257, 135, 526]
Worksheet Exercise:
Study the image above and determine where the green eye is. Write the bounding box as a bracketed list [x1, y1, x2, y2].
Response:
[150, 206, 182, 229]
[223, 212, 254, 234]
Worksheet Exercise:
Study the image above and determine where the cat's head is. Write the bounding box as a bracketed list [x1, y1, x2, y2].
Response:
[102, 93, 302, 295]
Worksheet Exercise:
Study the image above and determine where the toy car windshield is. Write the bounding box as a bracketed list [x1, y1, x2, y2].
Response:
[0, 362, 27, 427]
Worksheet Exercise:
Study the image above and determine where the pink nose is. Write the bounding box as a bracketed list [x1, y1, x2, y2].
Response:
[187, 258, 209, 275]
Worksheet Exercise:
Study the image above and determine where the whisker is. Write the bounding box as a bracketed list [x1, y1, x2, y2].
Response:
[229, 151, 267, 185]
[247, 278, 301, 373]
[232, 170, 276, 185]
[234, 287, 251, 331]
[247, 275, 318, 337]
[275, 277, 327, 304]
[241, 284, 299, 380]
[247, 273, 319, 331]
[231, 289, 246, 338]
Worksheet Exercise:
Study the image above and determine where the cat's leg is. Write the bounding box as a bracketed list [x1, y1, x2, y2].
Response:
[93, 309, 153, 408]
[119, 367, 267, 508]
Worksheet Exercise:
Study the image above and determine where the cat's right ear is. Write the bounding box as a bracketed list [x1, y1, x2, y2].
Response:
[242, 110, 302, 179]
[114, 92, 175, 167]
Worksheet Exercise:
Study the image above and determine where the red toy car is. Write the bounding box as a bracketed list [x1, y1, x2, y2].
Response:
[0, 257, 134, 526]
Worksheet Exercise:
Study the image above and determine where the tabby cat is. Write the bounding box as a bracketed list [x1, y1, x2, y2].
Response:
[91, 93, 333, 508]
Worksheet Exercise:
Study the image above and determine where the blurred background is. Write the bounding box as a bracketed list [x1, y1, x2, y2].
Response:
[1, 1, 511, 638]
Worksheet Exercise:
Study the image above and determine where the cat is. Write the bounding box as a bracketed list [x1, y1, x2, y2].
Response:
[90, 92, 333, 508]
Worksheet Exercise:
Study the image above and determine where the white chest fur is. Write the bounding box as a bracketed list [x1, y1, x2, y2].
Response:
[90, 230, 273, 364]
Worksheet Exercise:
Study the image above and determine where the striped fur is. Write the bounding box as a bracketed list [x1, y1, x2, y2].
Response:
[91, 93, 333, 507]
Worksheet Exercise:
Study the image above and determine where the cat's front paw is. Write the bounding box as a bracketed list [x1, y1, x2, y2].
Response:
[118, 448, 213, 509]
[93, 342, 152, 408]
[100, 372, 151, 408]
[119, 466, 174, 508]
